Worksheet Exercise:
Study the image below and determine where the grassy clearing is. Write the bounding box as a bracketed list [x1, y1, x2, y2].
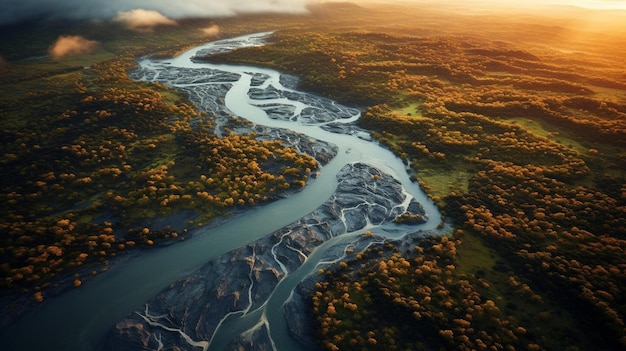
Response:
[415, 164, 470, 200]
[455, 231, 497, 275]
[503, 116, 626, 176]
[394, 103, 422, 117]
[503, 117, 588, 154]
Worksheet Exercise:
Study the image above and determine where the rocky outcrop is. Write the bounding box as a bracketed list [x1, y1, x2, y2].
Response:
[130, 66, 241, 85]
[104, 243, 283, 351]
[102, 163, 427, 351]
[248, 85, 360, 124]
[227, 326, 274, 351]
[282, 277, 318, 347]
[254, 128, 338, 171]
[321, 122, 372, 141]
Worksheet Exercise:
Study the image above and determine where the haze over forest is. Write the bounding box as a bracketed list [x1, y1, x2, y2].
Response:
[2, 0, 626, 25]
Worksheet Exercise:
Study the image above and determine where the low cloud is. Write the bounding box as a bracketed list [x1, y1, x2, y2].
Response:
[2, 1, 624, 27]
[200, 25, 220, 38]
[0, 1, 312, 27]
[113, 9, 177, 32]
[48, 35, 99, 59]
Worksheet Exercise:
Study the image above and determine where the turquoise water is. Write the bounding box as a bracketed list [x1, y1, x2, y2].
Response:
[0, 33, 441, 351]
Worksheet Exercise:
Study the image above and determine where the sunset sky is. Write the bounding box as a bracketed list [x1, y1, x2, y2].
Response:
[0, 0, 624, 26]
[559, 0, 626, 9]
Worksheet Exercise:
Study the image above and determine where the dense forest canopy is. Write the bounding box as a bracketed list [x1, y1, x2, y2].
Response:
[205, 3, 626, 350]
[1, 2, 625, 350]
[0, 11, 319, 307]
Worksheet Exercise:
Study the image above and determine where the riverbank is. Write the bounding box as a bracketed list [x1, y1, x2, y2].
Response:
[0, 32, 441, 351]
[0, 122, 339, 333]
[102, 162, 430, 350]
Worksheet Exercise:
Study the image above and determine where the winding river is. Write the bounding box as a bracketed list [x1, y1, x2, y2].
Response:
[0, 32, 441, 351]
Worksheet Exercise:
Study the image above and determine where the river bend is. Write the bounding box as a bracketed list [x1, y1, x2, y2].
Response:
[0, 32, 441, 351]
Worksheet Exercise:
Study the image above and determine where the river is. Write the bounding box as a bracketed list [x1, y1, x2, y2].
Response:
[0, 32, 441, 351]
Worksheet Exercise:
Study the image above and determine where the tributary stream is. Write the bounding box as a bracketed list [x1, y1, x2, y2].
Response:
[0, 32, 441, 351]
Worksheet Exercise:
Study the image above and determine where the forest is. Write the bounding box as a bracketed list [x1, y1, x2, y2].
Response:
[0, 17, 317, 303]
[207, 3, 626, 350]
[1, 2, 625, 350]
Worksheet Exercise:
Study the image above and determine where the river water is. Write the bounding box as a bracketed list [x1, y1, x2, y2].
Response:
[0, 32, 441, 351]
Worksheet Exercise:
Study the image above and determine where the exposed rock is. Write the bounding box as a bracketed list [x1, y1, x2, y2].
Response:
[257, 128, 338, 166]
[257, 103, 297, 120]
[395, 198, 428, 224]
[130, 66, 240, 85]
[103, 163, 425, 351]
[227, 324, 274, 351]
[249, 72, 271, 87]
[106, 320, 156, 351]
[279, 74, 299, 89]
[321, 122, 372, 141]
[249, 85, 282, 100]
[283, 278, 318, 347]
[103, 35, 430, 350]
[248, 83, 359, 125]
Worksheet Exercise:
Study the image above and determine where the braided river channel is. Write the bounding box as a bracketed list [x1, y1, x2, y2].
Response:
[0, 32, 442, 351]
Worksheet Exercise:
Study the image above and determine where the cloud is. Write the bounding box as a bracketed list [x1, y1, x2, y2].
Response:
[0, 0, 312, 27]
[48, 35, 99, 59]
[1, 0, 624, 26]
[200, 25, 220, 38]
[113, 9, 177, 32]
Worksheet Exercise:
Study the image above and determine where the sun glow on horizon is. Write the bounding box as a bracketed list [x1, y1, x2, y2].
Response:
[562, 0, 626, 9]
[374, 0, 626, 10]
